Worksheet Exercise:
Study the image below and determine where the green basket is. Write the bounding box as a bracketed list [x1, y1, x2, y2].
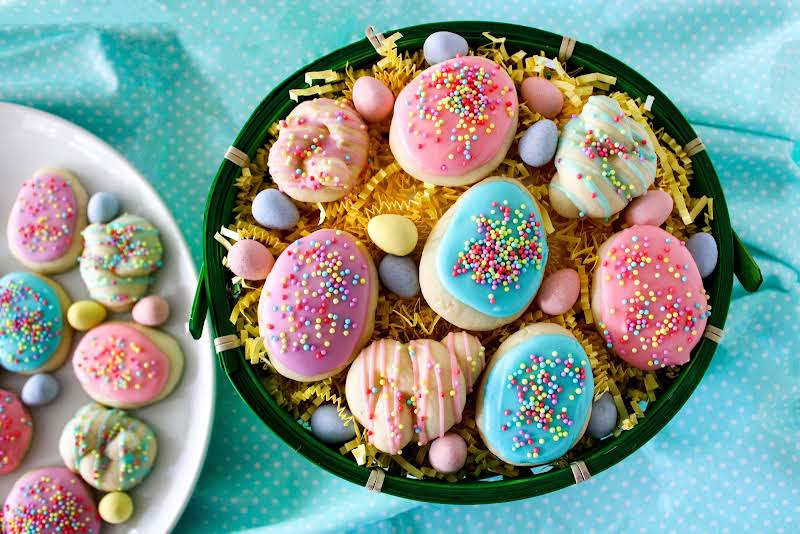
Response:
[189, 21, 762, 504]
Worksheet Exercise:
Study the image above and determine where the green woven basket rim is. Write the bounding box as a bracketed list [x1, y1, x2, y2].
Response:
[201, 21, 735, 504]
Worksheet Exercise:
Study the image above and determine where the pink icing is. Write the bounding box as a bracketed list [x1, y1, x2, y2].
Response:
[593, 225, 711, 370]
[3, 467, 101, 534]
[259, 230, 372, 378]
[73, 322, 170, 405]
[0, 390, 32, 475]
[9, 173, 78, 262]
[391, 56, 518, 177]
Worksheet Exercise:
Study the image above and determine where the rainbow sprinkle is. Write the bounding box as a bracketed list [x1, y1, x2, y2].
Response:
[3, 474, 97, 534]
[14, 175, 75, 255]
[0, 279, 59, 363]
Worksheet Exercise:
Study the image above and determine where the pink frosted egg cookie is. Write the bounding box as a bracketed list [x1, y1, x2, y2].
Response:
[7, 168, 88, 274]
[73, 322, 184, 409]
[268, 98, 369, 203]
[3, 466, 101, 534]
[592, 225, 712, 370]
[258, 229, 378, 382]
[0, 389, 33, 475]
[389, 56, 518, 186]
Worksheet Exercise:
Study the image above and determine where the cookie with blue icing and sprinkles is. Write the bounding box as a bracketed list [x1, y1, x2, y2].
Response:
[476, 323, 594, 466]
[419, 177, 548, 331]
[0, 272, 73, 374]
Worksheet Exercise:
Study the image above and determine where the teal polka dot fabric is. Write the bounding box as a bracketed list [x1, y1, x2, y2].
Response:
[1, 1, 798, 532]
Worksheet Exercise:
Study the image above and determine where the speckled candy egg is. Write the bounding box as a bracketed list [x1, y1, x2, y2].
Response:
[423, 31, 469, 65]
[67, 300, 107, 331]
[252, 189, 299, 230]
[521, 77, 564, 119]
[227, 239, 274, 280]
[310, 404, 356, 444]
[367, 214, 418, 256]
[519, 119, 558, 167]
[587, 392, 618, 438]
[379, 255, 420, 298]
[87, 192, 120, 224]
[21, 373, 60, 406]
[98, 491, 134, 524]
[428, 432, 468, 473]
[623, 189, 674, 227]
[132, 295, 170, 327]
[352, 76, 394, 123]
[686, 232, 718, 278]
[535, 268, 580, 315]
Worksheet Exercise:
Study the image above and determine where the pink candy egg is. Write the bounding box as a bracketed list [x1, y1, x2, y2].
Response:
[227, 239, 274, 280]
[521, 77, 564, 119]
[352, 76, 394, 123]
[623, 189, 674, 227]
[428, 432, 468, 474]
[132, 296, 170, 327]
[535, 268, 580, 316]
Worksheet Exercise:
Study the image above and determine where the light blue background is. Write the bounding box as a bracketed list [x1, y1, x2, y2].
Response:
[0, 1, 798, 532]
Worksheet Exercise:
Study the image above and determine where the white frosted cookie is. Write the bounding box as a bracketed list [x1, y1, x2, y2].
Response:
[7, 168, 88, 273]
[419, 177, 548, 331]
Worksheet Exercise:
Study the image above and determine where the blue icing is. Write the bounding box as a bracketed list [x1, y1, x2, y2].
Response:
[0, 272, 63, 373]
[436, 180, 548, 317]
[481, 332, 594, 465]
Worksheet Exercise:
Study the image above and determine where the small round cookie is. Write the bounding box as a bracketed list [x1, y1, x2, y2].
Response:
[3, 466, 101, 534]
[550, 95, 657, 219]
[60, 403, 157, 492]
[0, 272, 73, 374]
[389, 55, 518, 186]
[268, 98, 369, 203]
[80, 213, 164, 311]
[0, 389, 33, 474]
[420, 177, 548, 331]
[258, 229, 379, 382]
[592, 225, 711, 370]
[345, 332, 485, 455]
[476, 323, 594, 466]
[7, 168, 88, 273]
[72, 321, 184, 409]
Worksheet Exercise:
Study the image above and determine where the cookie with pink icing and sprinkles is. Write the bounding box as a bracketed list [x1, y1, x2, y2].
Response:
[3, 466, 101, 534]
[592, 225, 712, 370]
[389, 55, 518, 186]
[0, 272, 73, 374]
[7, 168, 88, 274]
[0, 389, 33, 475]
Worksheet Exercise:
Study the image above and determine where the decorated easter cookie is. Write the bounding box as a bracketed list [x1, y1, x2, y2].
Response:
[0, 389, 33, 474]
[60, 403, 157, 492]
[3, 466, 101, 534]
[419, 177, 548, 330]
[592, 225, 711, 370]
[80, 213, 164, 311]
[476, 323, 594, 466]
[550, 95, 657, 219]
[7, 168, 88, 273]
[346, 332, 485, 454]
[0, 272, 73, 374]
[73, 321, 183, 409]
[268, 98, 369, 203]
[258, 229, 378, 381]
[389, 56, 519, 186]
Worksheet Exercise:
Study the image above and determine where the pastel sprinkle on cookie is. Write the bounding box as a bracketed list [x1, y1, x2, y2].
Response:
[11, 174, 77, 261]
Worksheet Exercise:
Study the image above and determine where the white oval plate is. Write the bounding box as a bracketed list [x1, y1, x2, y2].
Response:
[0, 102, 215, 533]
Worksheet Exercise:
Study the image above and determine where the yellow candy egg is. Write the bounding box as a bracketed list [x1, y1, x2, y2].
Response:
[367, 214, 418, 256]
[67, 300, 107, 331]
[99, 491, 134, 524]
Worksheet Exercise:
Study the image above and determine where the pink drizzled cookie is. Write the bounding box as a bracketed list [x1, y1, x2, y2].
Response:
[258, 229, 378, 381]
[3, 466, 101, 534]
[267, 98, 369, 203]
[389, 55, 518, 186]
[592, 225, 712, 370]
[0, 389, 33, 475]
[73, 322, 182, 408]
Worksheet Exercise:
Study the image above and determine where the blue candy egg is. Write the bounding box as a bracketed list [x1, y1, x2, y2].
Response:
[310, 404, 356, 444]
[87, 192, 120, 224]
[423, 31, 469, 65]
[21, 373, 60, 406]
[252, 189, 299, 230]
[686, 232, 718, 278]
[519, 119, 558, 167]
[587, 392, 617, 439]
[379, 255, 420, 298]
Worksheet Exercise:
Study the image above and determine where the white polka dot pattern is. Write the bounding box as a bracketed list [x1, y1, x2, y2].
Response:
[0, 1, 798, 532]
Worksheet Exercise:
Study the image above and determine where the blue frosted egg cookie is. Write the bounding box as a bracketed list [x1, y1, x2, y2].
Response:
[476, 323, 594, 465]
[419, 177, 548, 330]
